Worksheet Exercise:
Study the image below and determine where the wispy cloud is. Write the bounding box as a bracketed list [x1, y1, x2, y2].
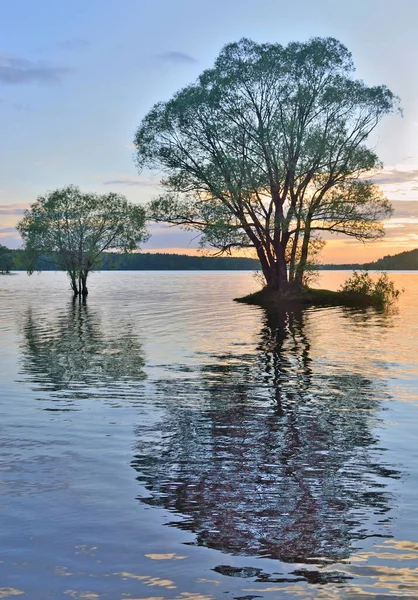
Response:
[154, 51, 197, 65]
[0, 52, 72, 85]
[365, 166, 418, 200]
[391, 200, 418, 218]
[33, 159, 62, 169]
[0, 203, 27, 216]
[13, 102, 31, 112]
[371, 168, 418, 185]
[144, 223, 198, 249]
[56, 38, 90, 52]
[378, 200, 418, 242]
[0, 230, 22, 248]
[103, 176, 158, 187]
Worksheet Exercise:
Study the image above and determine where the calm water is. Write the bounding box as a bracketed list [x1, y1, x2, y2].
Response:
[0, 270, 418, 599]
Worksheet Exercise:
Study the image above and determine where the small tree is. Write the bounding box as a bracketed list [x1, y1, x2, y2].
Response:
[0, 244, 13, 273]
[341, 270, 402, 307]
[17, 186, 148, 296]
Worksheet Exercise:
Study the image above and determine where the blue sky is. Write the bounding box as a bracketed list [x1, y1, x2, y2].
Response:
[1, 0, 418, 261]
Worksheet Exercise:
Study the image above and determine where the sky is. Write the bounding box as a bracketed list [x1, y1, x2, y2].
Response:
[1, 0, 418, 263]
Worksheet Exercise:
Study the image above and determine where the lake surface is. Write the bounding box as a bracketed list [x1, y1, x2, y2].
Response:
[0, 270, 418, 599]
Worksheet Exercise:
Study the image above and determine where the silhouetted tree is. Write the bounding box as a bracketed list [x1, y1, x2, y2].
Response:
[135, 37, 398, 292]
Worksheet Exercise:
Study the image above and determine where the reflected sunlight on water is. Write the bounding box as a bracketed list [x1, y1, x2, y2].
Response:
[0, 270, 417, 598]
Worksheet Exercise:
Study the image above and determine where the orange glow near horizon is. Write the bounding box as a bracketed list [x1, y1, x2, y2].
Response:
[144, 239, 418, 264]
[1, 192, 418, 263]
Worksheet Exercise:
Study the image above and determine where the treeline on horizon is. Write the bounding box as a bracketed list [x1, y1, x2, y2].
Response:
[3, 247, 418, 272]
[320, 248, 418, 270]
[8, 249, 260, 271]
[365, 248, 418, 270]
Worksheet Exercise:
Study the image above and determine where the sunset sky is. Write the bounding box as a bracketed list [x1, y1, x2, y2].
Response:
[1, 0, 418, 263]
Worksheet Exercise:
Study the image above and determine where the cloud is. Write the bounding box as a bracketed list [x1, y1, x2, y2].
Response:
[33, 159, 61, 169]
[0, 206, 25, 215]
[371, 168, 418, 185]
[154, 51, 197, 65]
[391, 200, 418, 218]
[56, 38, 89, 51]
[144, 223, 199, 249]
[0, 203, 29, 229]
[0, 203, 28, 215]
[382, 200, 418, 240]
[0, 231, 22, 248]
[0, 227, 17, 233]
[0, 53, 72, 85]
[103, 176, 158, 187]
[13, 102, 31, 112]
[365, 167, 418, 200]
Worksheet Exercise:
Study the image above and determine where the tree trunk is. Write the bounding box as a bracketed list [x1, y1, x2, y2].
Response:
[254, 240, 289, 293]
[275, 243, 288, 291]
[288, 215, 301, 284]
[69, 273, 79, 296]
[294, 216, 312, 286]
[81, 271, 88, 297]
[264, 250, 288, 292]
[255, 244, 273, 287]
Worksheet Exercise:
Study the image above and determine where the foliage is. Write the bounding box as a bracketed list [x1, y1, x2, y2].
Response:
[135, 36, 399, 292]
[340, 270, 402, 306]
[17, 186, 148, 296]
[252, 268, 267, 288]
[0, 244, 13, 273]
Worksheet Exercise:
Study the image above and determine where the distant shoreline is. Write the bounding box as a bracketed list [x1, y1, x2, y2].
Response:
[5, 247, 418, 271]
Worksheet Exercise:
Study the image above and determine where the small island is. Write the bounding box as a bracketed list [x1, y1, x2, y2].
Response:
[235, 286, 375, 309]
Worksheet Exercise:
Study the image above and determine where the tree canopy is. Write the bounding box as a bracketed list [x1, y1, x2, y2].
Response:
[17, 186, 148, 296]
[135, 37, 399, 291]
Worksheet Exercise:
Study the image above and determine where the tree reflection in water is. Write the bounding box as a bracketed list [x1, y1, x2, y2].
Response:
[20, 299, 146, 401]
[132, 309, 400, 564]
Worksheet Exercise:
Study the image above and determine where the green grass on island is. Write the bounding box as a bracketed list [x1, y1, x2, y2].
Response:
[235, 286, 375, 309]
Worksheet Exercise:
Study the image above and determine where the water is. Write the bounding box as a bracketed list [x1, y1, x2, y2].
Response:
[0, 270, 417, 599]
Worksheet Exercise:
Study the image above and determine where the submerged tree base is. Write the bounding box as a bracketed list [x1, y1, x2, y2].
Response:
[235, 286, 376, 309]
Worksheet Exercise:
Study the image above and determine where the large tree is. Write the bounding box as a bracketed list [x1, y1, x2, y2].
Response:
[135, 37, 398, 292]
[17, 186, 148, 296]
